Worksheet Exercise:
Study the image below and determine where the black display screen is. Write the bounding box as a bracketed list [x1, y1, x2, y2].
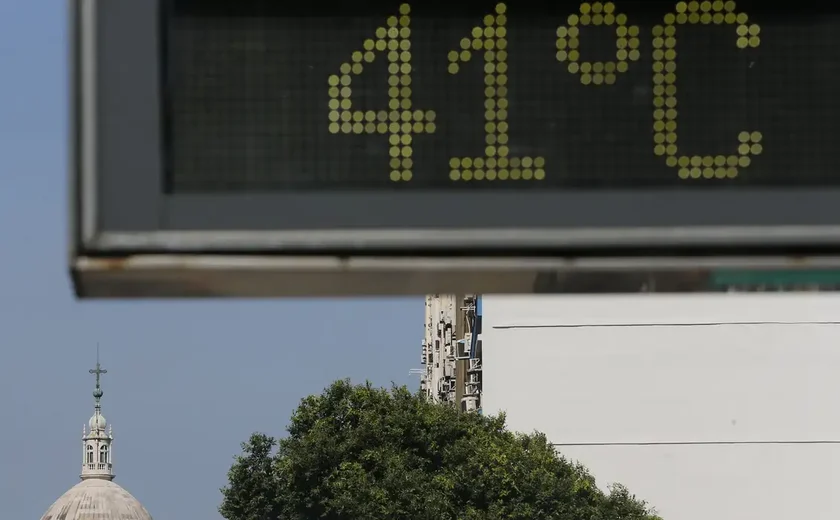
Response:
[162, 1, 836, 192]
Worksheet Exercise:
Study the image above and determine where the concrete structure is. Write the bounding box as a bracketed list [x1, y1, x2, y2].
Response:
[481, 294, 840, 520]
[40, 357, 153, 520]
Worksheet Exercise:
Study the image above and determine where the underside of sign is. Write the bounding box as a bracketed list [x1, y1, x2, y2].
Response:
[70, 0, 840, 297]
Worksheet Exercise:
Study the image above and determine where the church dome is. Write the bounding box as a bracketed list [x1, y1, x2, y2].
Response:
[40, 354, 154, 520]
[39, 479, 152, 520]
[89, 413, 107, 430]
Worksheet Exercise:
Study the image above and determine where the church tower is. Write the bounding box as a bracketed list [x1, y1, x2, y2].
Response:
[39, 353, 153, 520]
[81, 354, 114, 480]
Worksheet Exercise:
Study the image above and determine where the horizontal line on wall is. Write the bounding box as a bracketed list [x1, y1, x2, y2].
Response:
[496, 321, 840, 329]
[553, 439, 840, 447]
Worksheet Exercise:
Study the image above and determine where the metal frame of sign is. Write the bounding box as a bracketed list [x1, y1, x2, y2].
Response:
[71, 0, 840, 297]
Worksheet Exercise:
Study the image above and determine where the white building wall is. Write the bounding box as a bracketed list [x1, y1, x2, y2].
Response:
[481, 295, 840, 520]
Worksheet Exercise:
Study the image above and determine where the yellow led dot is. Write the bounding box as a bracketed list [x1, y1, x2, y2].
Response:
[497, 169, 509, 180]
[495, 3, 506, 14]
[328, 122, 340, 134]
[750, 143, 763, 154]
[724, 12, 736, 23]
[496, 15, 507, 26]
[534, 169, 546, 180]
[654, 145, 666, 156]
[447, 50, 459, 62]
[701, 1, 712, 12]
[629, 49, 640, 61]
[690, 167, 702, 178]
[738, 144, 750, 155]
[617, 61, 628, 72]
[750, 131, 762, 142]
[678, 168, 689, 179]
[399, 16, 410, 27]
[390, 171, 401, 182]
[712, 0, 724, 10]
[749, 36, 760, 47]
[724, 0, 736, 10]
[581, 14, 592, 25]
[676, 1, 687, 12]
[736, 13, 748, 23]
[749, 24, 760, 35]
[713, 13, 724, 23]
[738, 156, 750, 167]
[736, 24, 748, 36]
[666, 156, 678, 167]
[581, 74, 592, 85]
[376, 122, 388, 133]
[484, 14, 495, 26]
[557, 51, 568, 61]
[486, 170, 497, 180]
[390, 158, 401, 169]
[340, 122, 351, 133]
[462, 170, 473, 181]
[352, 63, 363, 74]
[726, 167, 738, 178]
[605, 73, 616, 84]
[450, 158, 461, 168]
[401, 171, 412, 181]
[486, 146, 497, 156]
[703, 167, 714, 178]
[593, 14, 604, 25]
[666, 144, 677, 155]
[375, 40, 387, 51]
[474, 169, 485, 180]
[462, 158, 473, 168]
[557, 26, 568, 37]
[738, 131, 750, 142]
[510, 168, 521, 179]
[688, 13, 699, 23]
[557, 38, 568, 50]
[568, 14, 579, 25]
[522, 169, 533, 180]
[714, 168, 727, 178]
[580, 3, 591, 14]
[387, 27, 399, 39]
[448, 63, 459, 74]
[399, 3, 410, 14]
[389, 146, 401, 157]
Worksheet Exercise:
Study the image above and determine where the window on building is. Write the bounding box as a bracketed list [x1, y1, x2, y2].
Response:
[99, 445, 108, 463]
[86, 445, 94, 464]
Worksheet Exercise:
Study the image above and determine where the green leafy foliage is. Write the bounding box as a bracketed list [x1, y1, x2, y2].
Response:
[220, 380, 662, 520]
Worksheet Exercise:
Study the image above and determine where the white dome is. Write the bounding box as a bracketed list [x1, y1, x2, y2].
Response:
[89, 413, 107, 430]
[40, 479, 152, 520]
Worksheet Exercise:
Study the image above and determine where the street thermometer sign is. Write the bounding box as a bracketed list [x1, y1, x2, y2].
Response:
[71, 0, 840, 297]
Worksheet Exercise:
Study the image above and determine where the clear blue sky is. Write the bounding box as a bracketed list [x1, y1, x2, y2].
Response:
[0, 2, 422, 518]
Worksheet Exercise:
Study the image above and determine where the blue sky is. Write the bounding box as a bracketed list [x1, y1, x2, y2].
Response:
[0, 2, 422, 518]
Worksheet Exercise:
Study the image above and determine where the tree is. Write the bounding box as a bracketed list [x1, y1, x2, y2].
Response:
[220, 379, 661, 520]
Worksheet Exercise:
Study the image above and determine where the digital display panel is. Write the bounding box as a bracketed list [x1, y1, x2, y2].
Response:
[162, 1, 837, 192]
